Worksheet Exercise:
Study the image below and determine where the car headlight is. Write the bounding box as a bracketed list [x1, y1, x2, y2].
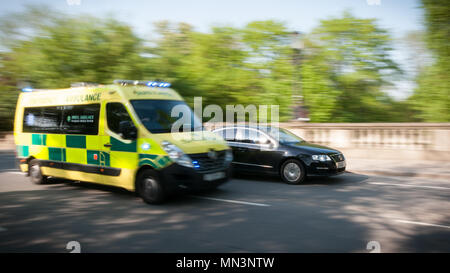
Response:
[161, 141, 194, 168]
[225, 149, 233, 163]
[312, 154, 332, 162]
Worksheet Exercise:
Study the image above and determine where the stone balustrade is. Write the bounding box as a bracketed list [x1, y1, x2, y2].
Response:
[2, 123, 450, 160]
[205, 122, 450, 160]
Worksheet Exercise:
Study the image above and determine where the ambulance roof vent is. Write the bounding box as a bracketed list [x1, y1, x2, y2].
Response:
[113, 79, 171, 88]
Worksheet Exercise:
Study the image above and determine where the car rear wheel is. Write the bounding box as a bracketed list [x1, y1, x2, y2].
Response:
[281, 159, 306, 185]
[29, 159, 48, 184]
[136, 169, 166, 204]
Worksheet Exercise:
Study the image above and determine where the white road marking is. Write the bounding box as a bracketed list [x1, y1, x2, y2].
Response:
[369, 182, 450, 191]
[191, 196, 271, 207]
[395, 220, 450, 229]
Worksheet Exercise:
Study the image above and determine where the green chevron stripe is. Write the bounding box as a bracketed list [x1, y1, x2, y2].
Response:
[111, 137, 136, 152]
[66, 135, 86, 148]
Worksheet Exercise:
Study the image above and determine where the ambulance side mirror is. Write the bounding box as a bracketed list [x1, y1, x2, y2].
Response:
[119, 120, 137, 140]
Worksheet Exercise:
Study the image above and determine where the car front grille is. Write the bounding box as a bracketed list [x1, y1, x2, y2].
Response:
[330, 153, 345, 162]
[189, 150, 226, 172]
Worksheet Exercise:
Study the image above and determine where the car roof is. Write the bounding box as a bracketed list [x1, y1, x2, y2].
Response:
[213, 125, 277, 131]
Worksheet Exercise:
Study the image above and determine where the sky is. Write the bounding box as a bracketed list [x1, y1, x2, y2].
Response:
[0, 0, 424, 37]
[0, 0, 425, 99]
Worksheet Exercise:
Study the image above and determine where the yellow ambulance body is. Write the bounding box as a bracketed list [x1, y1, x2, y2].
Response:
[14, 81, 232, 203]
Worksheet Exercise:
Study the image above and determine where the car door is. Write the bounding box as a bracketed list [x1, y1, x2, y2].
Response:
[238, 128, 281, 173]
[227, 128, 262, 172]
[100, 102, 139, 184]
[214, 127, 249, 170]
[247, 129, 283, 173]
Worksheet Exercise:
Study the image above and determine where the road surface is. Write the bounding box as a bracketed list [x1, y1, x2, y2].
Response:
[0, 152, 448, 252]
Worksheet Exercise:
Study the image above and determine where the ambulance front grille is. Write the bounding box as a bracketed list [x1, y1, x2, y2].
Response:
[189, 151, 226, 172]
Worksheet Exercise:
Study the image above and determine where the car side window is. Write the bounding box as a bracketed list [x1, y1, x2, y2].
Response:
[219, 128, 236, 142]
[106, 102, 133, 135]
[235, 128, 258, 144]
[214, 128, 236, 142]
[248, 130, 269, 144]
[213, 129, 224, 139]
[254, 131, 270, 144]
[234, 128, 270, 145]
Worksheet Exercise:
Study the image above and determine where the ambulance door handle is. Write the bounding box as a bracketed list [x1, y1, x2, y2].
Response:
[103, 143, 112, 148]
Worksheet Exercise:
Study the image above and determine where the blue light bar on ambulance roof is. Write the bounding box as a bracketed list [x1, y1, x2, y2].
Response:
[114, 80, 171, 88]
[21, 87, 34, 92]
[146, 81, 171, 88]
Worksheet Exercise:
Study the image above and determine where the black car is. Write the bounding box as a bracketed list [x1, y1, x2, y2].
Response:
[212, 126, 346, 184]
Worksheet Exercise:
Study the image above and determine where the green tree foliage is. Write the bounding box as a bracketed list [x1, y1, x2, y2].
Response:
[0, 7, 145, 130]
[409, 0, 450, 122]
[302, 11, 405, 122]
[0, 6, 429, 130]
[3, 17, 144, 88]
[150, 21, 294, 120]
[0, 5, 58, 130]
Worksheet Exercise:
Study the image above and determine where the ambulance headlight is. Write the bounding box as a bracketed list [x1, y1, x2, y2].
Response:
[161, 141, 194, 168]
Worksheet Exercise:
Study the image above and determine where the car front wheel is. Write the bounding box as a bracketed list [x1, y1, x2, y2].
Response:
[280, 159, 306, 185]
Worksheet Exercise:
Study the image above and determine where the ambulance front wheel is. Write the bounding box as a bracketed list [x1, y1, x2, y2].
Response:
[136, 169, 166, 204]
[29, 159, 48, 184]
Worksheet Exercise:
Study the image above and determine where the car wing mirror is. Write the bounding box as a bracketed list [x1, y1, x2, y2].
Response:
[259, 139, 275, 150]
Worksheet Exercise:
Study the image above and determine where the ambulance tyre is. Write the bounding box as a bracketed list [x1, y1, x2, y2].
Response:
[29, 159, 48, 185]
[137, 169, 166, 204]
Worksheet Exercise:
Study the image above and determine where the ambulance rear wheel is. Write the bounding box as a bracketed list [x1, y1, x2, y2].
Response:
[29, 159, 47, 185]
[137, 169, 165, 204]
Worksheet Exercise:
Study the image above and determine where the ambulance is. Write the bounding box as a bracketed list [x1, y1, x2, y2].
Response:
[14, 80, 232, 204]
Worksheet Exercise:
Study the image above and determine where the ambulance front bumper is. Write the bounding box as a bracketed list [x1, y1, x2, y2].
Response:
[160, 163, 232, 192]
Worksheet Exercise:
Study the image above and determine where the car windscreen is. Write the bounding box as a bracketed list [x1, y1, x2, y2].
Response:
[262, 127, 304, 144]
[130, 100, 203, 134]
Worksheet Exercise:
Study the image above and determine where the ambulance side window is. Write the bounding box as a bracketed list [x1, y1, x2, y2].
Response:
[23, 107, 62, 134]
[61, 104, 100, 135]
[106, 103, 133, 135]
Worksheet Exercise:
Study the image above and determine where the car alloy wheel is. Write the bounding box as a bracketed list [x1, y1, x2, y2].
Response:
[281, 159, 306, 185]
[284, 162, 301, 182]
